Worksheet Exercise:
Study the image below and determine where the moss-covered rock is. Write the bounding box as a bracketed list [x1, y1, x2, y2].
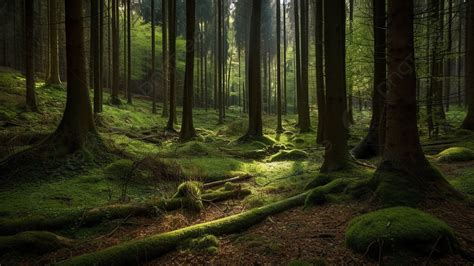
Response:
[345, 207, 457, 257]
[269, 149, 309, 162]
[436, 147, 474, 163]
[0, 231, 73, 255]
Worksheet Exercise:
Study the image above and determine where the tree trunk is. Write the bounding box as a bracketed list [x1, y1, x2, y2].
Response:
[111, 0, 121, 105]
[315, 0, 325, 144]
[242, 0, 262, 140]
[180, 0, 197, 141]
[51, 0, 97, 152]
[462, 0, 474, 129]
[217, 0, 224, 124]
[47, 0, 61, 85]
[127, 0, 132, 104]
[294, 0, 302, 121]
[166, 0, 177, 131]
[298, 0, 311, 133]
[352, 0, 387, 159]
[445, 0, 453, 112]
[24, 0, 38, 112]
[321, 0, 349, 172]
[151, 0, 157, 113]
[92, 0, 101, 114]
[276, 0, 282, 132]
[283, 2, 288, 115]
[161, 0, 169, 117]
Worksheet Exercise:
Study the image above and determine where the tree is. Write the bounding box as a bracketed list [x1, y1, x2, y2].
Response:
[24, 0, 38, 112]
[162, 0, 169, 117]
[127, 0, 132, 104]
[241, 0, 262, 140]
[217, 0, 224, 124]
[166, 0, 177, 131]
[321, 0, 349, 172]
[276, 0, 283, 133]
[151, 0, 157, 113]
[180, 0, 197, 141]
[46, 0, 61, 85]
[315, 0, 325, 144]
[462, 0, 474, 129]
[111, 0, 121, 105]
[372, 0, 457, 202]
[50, 0, 97, 151]
[352, 0, 387, 158]
[92, 0, 102, 114]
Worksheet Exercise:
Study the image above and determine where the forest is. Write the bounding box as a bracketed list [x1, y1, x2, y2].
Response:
[0, 0, 473, 264]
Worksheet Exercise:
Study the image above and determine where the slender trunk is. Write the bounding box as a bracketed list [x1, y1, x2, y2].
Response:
[180, 0, 196, 141]
[462, 0, 474, 129]
[321, 0, 348, 172]
[276, 0, 283, 132]
[352, 0, 387, 158]
[283, 2, 288, 115]
[458, 0, 463, 107]
[315, 0, 325, 144]
[92, 0, 101, 113]
[25, 0, 38, 112]
[445, 0, 453, 112]
[162, 0, 169, 117]
[166, 0, 177, 131]
[151, 0, 156, 113]
[294, 0, 302, 121]
[47, 0, 61, 85]
[127, 0, 132, 104]
[217, 0, 224, 124]
[111, 0, 120, 104]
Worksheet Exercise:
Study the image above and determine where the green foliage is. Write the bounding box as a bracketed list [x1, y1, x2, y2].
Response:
[345, 207, 457, 257]
[436, 147, 474, 163]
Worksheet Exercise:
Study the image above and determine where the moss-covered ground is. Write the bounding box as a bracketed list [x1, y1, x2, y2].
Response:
[1, 68, 473, 264]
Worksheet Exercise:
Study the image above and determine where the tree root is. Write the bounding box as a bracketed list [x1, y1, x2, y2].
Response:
[0, 189, 251, 236]
[203, 174, 253, 189]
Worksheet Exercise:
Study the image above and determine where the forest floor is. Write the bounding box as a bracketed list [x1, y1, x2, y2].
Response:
[0, 67, 473, 265]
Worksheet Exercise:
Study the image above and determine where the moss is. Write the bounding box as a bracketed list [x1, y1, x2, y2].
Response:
[104, 159, 134, 179]
[59, 192, 308, 265]
[176, 142, 211, 156]
[0, 231, 73, 255]
[304, 189, 327, 208]
[181, 234, 219, 254]
[345, 207, 457, 257]
[436, 147, 474, 163]
[449, 168, 474, 196]
[224, 182, 240, 191]
[269, 149, 309, 162]
[304, 174, 332, 190]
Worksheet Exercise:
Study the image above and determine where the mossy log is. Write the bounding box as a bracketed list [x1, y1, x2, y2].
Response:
[0, 231, 73, 255]
[0, 189, 251, 236]
[59, 192, 308, 265]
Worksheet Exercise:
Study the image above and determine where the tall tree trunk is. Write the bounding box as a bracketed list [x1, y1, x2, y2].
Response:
[51, 0, 97, 152]
[296, 0, 310, 133]
[47, 0, 61, 85]
[99, 0, 104, 112]
[241, 0, 262, 140]
[162, 0, 169, 117]
[151, 0, 157, 113]
[180, 0, 197, 141]
[352, 0, 387, 158]
[315, 0, 325, 144]
[373, 0, 456, 203]
[294, 0, 302, 122]
[347, 0, 355, 125]
[92, 0, 101, 114]
[462, 0, 474, 129]
[276, 0, 283, 132]
[321, 0, 349, 172]
[25, 0, 38, 112]
[166, 0, 177, 131]
[458, 0, 463, 107]
[445, 0, 453, 112]
[127, 0, 132, 104]
[111, 0, 121, 105]
[217, 0, 224, 124]
[283, 2, 288, 115]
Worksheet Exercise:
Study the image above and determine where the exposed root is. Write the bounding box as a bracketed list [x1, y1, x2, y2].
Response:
[0, 231, 73, 256]
[203, 174, 253, 189]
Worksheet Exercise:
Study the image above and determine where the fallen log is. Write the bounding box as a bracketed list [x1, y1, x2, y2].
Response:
[0, 189, 251, 236]
[203, 174, 253, 189]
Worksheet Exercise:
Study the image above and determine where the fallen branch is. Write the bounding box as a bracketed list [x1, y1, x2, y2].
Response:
[0, 189, 251, 236]
[203, 174, 253, 189]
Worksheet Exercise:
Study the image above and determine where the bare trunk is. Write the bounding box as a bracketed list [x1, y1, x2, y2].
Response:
[25, 0, 38, 112]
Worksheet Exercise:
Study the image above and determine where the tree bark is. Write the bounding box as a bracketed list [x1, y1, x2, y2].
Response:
[276, 0, 283, 133]
[24, 0, 38, 112]
[51, 0, 97, 152]
[161, 0, 169, 117]
[166, 0, 177, 131]
[315, 0, 325, 144]
[46, 0, 61, 85]
[462, 0, 474, 129]
[111, 0, 121, 105]
[126, 0, 132, 104]
[242, 0, 262, 140]
[352, 0, 387, 158]
[92, 0, 101, 114]
[151, 0, 157, 113]
[321, 0, 349, 172]
[298, 0, 311, 133]
[180, 0, 197, 141]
